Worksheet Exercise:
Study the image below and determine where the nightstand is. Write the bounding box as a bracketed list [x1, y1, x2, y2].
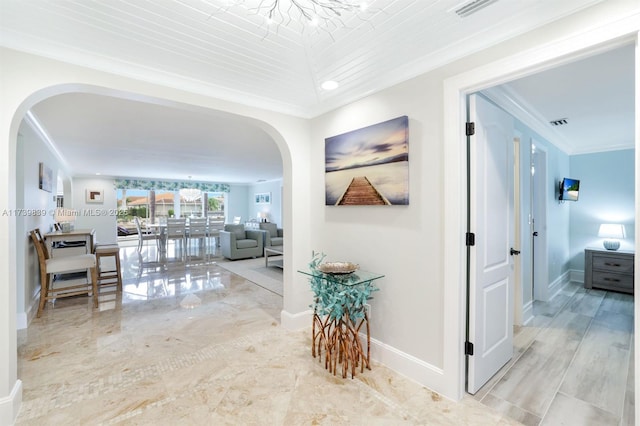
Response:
[584, 248, 634, 294]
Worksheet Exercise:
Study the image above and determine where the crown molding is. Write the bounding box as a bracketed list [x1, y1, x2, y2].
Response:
[480, 85, 573, 154]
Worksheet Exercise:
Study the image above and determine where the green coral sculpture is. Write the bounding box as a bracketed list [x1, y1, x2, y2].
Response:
[307, 251, 378, 321]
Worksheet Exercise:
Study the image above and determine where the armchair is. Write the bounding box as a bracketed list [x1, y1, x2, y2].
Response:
[220, 224, 264, 260]
[259, 222, 283, 247]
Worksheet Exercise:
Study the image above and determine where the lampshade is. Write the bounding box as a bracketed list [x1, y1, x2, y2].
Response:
[54, 208, 76, 223]
[54, 208, 76, 232]
[598, 224, 626, 239]
[598, 223, 625, 250]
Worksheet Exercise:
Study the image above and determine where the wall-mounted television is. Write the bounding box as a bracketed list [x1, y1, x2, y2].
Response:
[559, 177, 580, 201]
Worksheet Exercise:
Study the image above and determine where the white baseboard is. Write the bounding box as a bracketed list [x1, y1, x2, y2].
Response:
[16, 293, 39, 330]
[549, 270, 571, 300]
[522, 300, 534, 326]
[368, 335, 450, 400]
[16, 313, 27, 330]
[0, 380, 22, 426]
[280, 309, 313, 330]
[281, 310, 449, 399]
[570, 269, 584, 284]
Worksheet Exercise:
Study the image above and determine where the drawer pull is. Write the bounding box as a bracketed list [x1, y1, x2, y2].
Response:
[603, 262, 622, 267]
[603, 277, 621, 282]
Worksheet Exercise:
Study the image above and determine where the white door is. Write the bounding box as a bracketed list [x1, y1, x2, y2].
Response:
[467, 94, 515, 394]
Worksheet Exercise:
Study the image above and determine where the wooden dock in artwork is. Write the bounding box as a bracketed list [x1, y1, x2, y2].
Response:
[335, 176, 391, 205]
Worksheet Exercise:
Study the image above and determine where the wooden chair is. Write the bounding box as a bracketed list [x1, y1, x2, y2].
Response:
[30, 229, 98, 317]
[94, 243, 123, 292]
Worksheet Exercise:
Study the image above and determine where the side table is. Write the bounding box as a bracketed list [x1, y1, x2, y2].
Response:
[299, 268, 383, 378]
[584, 247, 634, 294]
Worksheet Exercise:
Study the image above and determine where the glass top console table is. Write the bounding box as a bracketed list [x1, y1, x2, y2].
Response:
[298, 268, 384, 378]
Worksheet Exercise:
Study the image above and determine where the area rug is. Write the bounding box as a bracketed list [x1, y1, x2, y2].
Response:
[217, 257, 283, 296]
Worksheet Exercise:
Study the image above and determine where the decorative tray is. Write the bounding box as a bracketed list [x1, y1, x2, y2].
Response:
[318, 262, 359, 275]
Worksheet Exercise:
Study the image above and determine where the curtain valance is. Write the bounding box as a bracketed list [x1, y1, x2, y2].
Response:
[114, 179, 230, 193]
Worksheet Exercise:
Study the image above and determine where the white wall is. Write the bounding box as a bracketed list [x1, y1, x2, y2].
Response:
[226, 180, 283, 227]
[16, 119, 68, 329]
[226, 184, 249, 224]
[249, 179, 283, 226]
[71, 177, 118, 244]
[311, 79, 446, 368]
[570, 149, 636, 270]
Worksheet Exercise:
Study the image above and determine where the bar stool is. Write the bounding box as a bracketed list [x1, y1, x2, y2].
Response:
[94, 243, 122, 292]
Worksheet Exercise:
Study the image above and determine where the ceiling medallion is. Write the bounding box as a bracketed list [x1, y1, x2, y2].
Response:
[222, 0, 371, 37]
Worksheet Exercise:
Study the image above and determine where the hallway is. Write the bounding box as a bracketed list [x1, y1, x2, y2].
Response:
[475, 281, 634, 425]
[16, 245, 520, 425]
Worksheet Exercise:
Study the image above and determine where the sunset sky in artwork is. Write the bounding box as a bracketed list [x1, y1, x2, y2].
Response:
[325, 116, 408, 172]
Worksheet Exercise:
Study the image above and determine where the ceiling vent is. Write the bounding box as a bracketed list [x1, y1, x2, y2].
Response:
[454, 0, 499, 18]
[550, 118, 568, 126]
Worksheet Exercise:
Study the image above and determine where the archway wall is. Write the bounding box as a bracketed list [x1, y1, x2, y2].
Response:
[0, 46, 313, 423]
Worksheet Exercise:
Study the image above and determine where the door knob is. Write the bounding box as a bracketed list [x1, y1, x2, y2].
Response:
[533, 231, 539, 237]
[510, 248, 521, 256]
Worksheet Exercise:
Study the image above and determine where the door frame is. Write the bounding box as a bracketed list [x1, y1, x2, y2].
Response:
[441, 20, 639, 402]
[531, 141, 549, 303]
[513, 134, 523, 326]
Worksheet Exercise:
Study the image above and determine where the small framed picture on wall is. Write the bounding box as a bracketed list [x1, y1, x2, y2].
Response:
[255, 192, 271, 204]
[39, 162, 53, 193]
[86, 189, 104, 204]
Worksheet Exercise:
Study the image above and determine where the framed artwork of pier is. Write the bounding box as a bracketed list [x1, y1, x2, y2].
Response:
[325, 116, 409, 206]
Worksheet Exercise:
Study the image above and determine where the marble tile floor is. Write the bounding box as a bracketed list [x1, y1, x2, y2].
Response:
[16, 245, 521, 425]
[474, 281, 635, 426]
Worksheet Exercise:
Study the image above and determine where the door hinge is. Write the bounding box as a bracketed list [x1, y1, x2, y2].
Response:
[465, 341, 474, 356]
[466, 232, 475, 246]
[466, 122, 475, 136]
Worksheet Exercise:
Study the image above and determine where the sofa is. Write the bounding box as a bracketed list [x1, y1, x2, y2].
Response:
[219, 224, 264, 260]
[259, 222, 283, 247]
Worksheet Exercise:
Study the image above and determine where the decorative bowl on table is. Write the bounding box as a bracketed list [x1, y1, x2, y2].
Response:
[318, 262, 359, 275]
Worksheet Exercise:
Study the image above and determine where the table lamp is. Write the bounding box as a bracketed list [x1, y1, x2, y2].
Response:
[598, 223, 625, 250]
[54, 208, 76, 233]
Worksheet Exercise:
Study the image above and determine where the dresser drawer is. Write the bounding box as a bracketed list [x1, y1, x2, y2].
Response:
[591, 271, 634, 291]
[592, 255, 634, 274]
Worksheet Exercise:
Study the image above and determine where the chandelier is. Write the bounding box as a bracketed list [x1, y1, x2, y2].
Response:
[179, 188, 202, 202]
[222, 0, 371, 31]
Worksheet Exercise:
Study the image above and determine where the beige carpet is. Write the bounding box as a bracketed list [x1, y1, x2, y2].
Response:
[217, 257, 283, 296]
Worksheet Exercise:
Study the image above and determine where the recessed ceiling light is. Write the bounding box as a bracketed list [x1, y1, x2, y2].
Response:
[321, 80, 339, 91]
[95, 172, 101, 175]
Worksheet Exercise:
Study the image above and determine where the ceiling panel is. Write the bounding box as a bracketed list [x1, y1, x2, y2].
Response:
[3, 0, 632, 183]
[1, 0, 608, 116]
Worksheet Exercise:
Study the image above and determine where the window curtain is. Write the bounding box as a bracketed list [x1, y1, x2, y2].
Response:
[114, 179, 230, 193]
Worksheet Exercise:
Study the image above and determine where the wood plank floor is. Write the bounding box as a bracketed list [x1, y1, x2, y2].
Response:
[474, 281, 635, 426]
